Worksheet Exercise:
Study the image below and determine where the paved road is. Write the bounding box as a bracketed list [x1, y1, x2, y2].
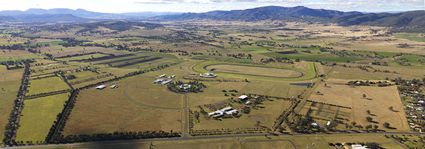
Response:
[5, 132, 423, 149]
[182, 94, 190, 138]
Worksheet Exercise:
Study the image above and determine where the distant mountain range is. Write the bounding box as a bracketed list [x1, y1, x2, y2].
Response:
[0, 8, 180, 23]
[158, 6, 363, 22]
[158, 6, 425, 32]
[0, 6, 424, 32]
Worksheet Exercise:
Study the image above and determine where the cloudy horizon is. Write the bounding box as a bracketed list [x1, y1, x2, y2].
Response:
[0, 0, 423, 13]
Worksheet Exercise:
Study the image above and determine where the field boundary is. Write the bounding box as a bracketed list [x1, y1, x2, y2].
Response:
[3, 62, 30, 146]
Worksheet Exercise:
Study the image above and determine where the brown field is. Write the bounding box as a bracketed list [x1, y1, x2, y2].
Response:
[327, 64, 425, 80]
[308, 79, 409, 132]
[62, 74, 184, 136]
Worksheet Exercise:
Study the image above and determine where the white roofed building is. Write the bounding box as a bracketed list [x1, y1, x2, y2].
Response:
[96, 85, 106, 89]
[239, 95, 248, 100]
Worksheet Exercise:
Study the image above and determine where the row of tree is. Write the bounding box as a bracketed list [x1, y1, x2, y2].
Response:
[3, 62, 31, 146]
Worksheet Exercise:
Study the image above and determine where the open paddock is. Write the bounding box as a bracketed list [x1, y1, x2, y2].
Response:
[308, 79, 409, 132]
[94, 55, 150, 65]
[191, 98, 294, 135]
[0, 67, 23, 144]
[40, 46, 119, 58]
[30, 63, 82, 76]
[26, 76, 70, 96]
[111, 57, 162, 68]
[56, 53, 109, 61]
[62, 74, 184, 136]
[16, 93, 70, 143]
[0, 50, 39, 62]
[206, 64, 302, 78]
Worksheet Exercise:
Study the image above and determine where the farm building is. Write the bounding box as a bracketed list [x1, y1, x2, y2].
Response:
[96, 85, 106, 90]
[158, 74, 166, 78]
[208, 106, 239, 118]
[110, 84, 118, 89]
[161, 79, 172, 85]
[239, 95, 249, 100]
[200, 72, 217, 78]
[351, 144, 369, 149]
[153, 78, 173, 85]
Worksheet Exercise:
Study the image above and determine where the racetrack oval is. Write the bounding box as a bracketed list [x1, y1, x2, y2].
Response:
[205, 64, 303, 78]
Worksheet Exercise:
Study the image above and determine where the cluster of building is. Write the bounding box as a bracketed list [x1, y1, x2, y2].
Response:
[153, 74, 175, 85]
[200, 72, 217, 78]
[208, 106, 239, 118]
[401, 89, 425, 132]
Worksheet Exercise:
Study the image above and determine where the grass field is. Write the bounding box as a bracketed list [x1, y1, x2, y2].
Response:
[0, 67, 23, 144]
[3, 20, 425, 148]
[26, 76, 70, 96]
[266, 51, 363, 63]
[206, 64, 302, 78]
[308, 79, 409, 132]
[193, 61, 317, 81]
[395, 33, 425, 42]
[192, 98, 293, 131]
[16, 93, 70, 143]
[56, 53, 108, 61]
[0, 50, 40, 63]
[62, 74, 184, 136]
[390, 134, 425, 148]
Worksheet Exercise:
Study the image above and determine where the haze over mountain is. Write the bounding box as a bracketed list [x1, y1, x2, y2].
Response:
[0, 6, 423, 32]
[158, 6, 425, 32]
[0, 8, 180, 22]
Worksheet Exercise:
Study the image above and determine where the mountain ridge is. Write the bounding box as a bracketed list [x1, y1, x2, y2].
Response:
[0, 6, 424, 32]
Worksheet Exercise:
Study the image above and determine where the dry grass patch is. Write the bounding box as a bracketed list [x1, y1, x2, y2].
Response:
[308, 79, 409, 132]
[206, 64, 302, 78]
[63, 75, 184, 136]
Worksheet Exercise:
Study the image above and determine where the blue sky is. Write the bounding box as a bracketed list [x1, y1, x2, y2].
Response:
[0, 0, 423, 13]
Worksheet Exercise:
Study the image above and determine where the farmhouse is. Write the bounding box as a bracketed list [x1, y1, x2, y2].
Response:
[200, 72, 217, 78]
[95, 85, 106, 90]
[239, 95, 249, 100]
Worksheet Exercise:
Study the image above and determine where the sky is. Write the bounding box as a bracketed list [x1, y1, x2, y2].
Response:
[0, 0, 423, 13]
